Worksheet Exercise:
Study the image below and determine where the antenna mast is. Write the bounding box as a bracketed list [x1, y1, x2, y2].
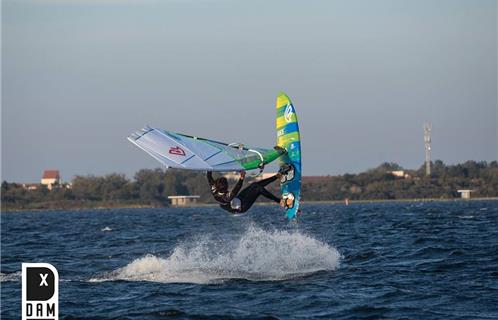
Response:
[424, 123, 432, 176]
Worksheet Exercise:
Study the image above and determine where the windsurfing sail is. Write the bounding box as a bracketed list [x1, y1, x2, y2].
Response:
[128, 126, 285, 172]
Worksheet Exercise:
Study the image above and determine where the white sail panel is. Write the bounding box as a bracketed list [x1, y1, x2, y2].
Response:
[128, 126, 283, 172]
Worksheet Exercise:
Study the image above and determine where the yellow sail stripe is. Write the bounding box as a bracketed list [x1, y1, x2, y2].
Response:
[276, 115, 297, 129]
[277, 131, 299, 145]
[276, 92, 291, 109]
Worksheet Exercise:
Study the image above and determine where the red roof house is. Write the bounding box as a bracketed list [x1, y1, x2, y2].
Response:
[41, 170, 60, 189]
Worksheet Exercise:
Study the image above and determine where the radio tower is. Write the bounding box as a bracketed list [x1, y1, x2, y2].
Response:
[424, 123, 432, 176]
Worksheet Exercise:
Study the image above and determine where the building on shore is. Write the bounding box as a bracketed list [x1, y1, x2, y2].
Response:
[22, 183, 39, 190]
[41, 170, 60, 190]
[457, 189, 473, 199]
[168, 195, 200, 206]
[388, 170, 411, 179]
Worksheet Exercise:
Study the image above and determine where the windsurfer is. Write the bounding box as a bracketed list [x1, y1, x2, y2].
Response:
[207, 164, 292, 213]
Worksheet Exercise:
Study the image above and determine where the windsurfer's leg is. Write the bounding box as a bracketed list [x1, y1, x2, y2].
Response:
[253, 164, 292, 188]
[237, 184, 261, 212]
[259, 187, 281, 203]
[255, 175, 279, 187]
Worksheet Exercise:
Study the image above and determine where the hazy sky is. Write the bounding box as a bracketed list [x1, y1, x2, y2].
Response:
[2, 0, 497, 182]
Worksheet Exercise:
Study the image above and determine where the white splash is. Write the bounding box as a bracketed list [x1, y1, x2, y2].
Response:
[101, 226, 112, 232]
[93, 226, 340, 284]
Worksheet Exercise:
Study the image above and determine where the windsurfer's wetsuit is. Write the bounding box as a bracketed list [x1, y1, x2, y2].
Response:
[207, 171, 243, 213]
[207, 172, 281, 213]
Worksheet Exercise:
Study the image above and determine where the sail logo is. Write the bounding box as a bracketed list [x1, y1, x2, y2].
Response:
[169, 146, 186, 156]
[284, 104, 294, 123]
[22, 263, 59, 320]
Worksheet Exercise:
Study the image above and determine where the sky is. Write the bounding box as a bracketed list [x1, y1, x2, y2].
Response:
[2, 0, 497, 183]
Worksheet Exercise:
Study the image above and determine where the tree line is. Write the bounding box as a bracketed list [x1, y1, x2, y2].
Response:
[2, 160, 497, 210]
[304, 160, 498, 201]
[1, 169, 213, 210]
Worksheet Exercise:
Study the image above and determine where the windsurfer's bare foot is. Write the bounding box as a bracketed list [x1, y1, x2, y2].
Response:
[278, 164, 292, 175]
[280, 197, 294, 208]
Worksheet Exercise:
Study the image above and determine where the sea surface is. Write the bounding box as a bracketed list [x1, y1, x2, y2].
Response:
[2, 201, 498, 319]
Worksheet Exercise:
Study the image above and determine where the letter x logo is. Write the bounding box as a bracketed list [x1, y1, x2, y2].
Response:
[40, 273, 49, 286]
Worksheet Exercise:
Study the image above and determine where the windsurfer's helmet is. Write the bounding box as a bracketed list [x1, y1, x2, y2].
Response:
[230, 197, 242, 211]
[215, 177, 228, 191]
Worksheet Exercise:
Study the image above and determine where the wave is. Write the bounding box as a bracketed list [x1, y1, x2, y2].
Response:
[0, 271, 21, 282]
[92, 226, 340, 284]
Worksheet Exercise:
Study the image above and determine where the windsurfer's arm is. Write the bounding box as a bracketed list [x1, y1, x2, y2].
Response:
[228, 171, 245, 201]
[207, 171, 215, 187]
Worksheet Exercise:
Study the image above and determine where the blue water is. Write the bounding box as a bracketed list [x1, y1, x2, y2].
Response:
[2, 201, 498, 319]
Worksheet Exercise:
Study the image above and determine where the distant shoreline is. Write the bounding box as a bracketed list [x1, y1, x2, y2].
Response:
[4, 161, 497, 213]
[2, 197, 497, 213]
